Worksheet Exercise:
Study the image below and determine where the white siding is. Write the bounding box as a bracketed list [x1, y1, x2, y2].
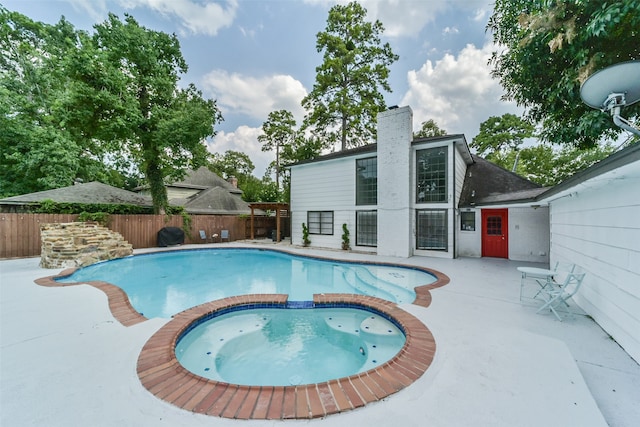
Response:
[508, 207, 550, 262]
[457, 208, 481, 257]
[290, 155, 374, 252]
[548, 160, 640, 363]
[453, 143, 468, 208]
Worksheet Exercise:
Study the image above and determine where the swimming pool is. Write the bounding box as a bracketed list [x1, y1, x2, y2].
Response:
[176, 304, 405, 386]
[57, 248, 437, 318]
[39, 247, 447, 419]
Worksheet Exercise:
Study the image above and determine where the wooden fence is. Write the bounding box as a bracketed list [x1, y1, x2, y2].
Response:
[0, 213, 287, 259]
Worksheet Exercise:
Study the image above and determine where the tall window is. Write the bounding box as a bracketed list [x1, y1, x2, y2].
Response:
[416, 210, 447, 250]
[356, 211, 377, 246]
[308, 211, 333, 235]
[416, 147, 447, 203]
[356, 157, 377, 205]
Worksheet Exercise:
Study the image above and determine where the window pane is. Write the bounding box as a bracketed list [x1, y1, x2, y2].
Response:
[320, 211, 333, 235]
[486, 216, 502, 235]
[356, 211, 377, 247]
[308, 211, 321, 234]
[308, 211, 333, 235]
[416, 210, 447, 250]
[416, 147, 447, 203]
[356, 157, 377, 205]
[461, 211, 475, 231]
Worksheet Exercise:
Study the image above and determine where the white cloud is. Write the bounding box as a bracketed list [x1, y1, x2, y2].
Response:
[400, 42, 523, 141]
[201, 70, 308, 123]
[443, 26, 459, 35]
[305, 0, 492, 38]
[122, 0, 238, 36]
[208, 126, 274, 176]
[70, 0, 238, 36]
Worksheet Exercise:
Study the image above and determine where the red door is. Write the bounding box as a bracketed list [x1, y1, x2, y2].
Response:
[481, 209, 508, 258]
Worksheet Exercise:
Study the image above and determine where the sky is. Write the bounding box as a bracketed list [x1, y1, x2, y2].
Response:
[4, 0, 525, 177]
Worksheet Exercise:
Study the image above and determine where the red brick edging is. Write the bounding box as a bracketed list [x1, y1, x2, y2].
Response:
[34, 248, 449, 419]
[34, 247, 449, 327]
[137, 294, 436, 419]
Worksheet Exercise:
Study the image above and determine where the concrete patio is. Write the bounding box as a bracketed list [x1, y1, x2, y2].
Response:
[1, 243, 639, 426]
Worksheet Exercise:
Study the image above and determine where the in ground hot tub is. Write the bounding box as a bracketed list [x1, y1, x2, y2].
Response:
[175, 302, 405, 386]
[137, 294, 436, 419]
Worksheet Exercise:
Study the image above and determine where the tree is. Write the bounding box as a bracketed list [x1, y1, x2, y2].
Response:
[210, 150, 255, 181]
[488, 0, 640, 148]
[471, 114, 535, 169]
[258, 110, 296, 189]
[472, 114, 616, 186]
[0, 9, 120, 196]
[66, 14, 222, 213]
[414, 119, 447, 139]
[302, 1, 398, 150]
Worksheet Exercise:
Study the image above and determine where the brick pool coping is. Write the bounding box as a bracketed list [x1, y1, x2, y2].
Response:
[136, 294, 435, 419]
[34, 247, 449, 419]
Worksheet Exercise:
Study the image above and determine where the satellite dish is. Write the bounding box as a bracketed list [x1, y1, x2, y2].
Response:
[580, 61, 640, 136]
[580, 61, 640, 109]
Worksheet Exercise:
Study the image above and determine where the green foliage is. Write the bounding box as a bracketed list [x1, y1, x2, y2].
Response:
[258, 110, 296, 188]
[302, 1, 398, 150]
[488, 0, 640, 147]
[0, 9, 222, 209]
[33, 199, 150, 214]
[301, 222, 310, 247]
[472, 114, 535, 155]
[414, 120, 447, 139]
[472, 113, 616, 185]
[341, 223, 350, 250]
[77, 211, 110, 226]
[179, 211, 193, 238]
[210, 150, 255, 181]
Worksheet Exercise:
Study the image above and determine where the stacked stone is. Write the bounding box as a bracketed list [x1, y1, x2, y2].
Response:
[40, 222, 133, 268]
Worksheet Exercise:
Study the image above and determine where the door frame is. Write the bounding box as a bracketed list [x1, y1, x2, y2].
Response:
[481, 208, 509, 258]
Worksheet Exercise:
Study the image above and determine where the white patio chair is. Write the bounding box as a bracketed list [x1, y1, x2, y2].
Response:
[536, 272, 586, 321]
[531, 262, 576, 300]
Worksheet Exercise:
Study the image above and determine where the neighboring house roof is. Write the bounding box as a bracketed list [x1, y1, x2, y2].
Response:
[181, 187, 251, 215]
[459, 155, 542, 207]
[0, 181, 152, 207]
[168, 167, 253, 215]
[172, 167, 242, 195]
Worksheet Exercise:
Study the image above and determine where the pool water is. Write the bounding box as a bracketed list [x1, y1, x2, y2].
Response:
[59, 248, 435, 318]
[175, 306, 405, 386]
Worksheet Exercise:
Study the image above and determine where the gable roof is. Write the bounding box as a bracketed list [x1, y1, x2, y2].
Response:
[0, 182, 152, 207]
[459, 155, 543, 207]
[181, 186, 251, 215]
[172, 167, 242, 195]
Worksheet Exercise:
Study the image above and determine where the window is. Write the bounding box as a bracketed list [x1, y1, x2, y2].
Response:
[308, 211, 333, 235]
[416, 210, 447, 250]
[416, 147, 447, 203]
[486, 215, 502, 235]
[356, 211, 377, 246]
[460, 211, 475, 231]
[356, 157, 377, 205]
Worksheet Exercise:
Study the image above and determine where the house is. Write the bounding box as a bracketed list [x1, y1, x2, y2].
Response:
[0, 181, 153, 212]
[290, 105, 640, 363]
[135, 167, 253, 215]
[537, 142, 640, 363]
[290, 106, 549, 261]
